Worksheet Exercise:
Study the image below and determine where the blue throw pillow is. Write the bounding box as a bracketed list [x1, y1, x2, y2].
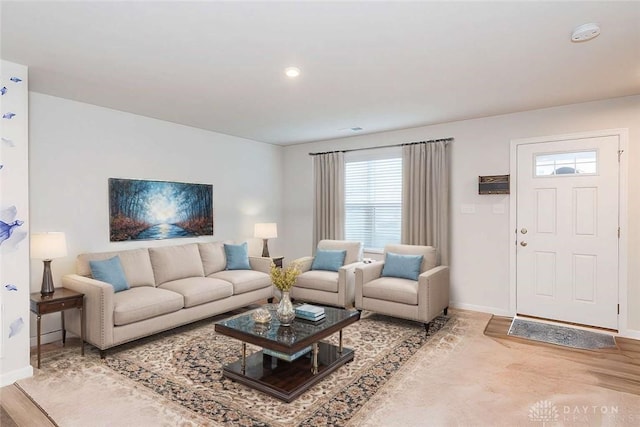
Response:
[89, 256, 130, 292]
[311, 249, 347, 272]
[224, 242, 251, 270]
[381, 252, 424, 281]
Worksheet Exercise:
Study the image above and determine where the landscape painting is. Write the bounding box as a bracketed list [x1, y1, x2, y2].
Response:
[109, 178, 213, 241]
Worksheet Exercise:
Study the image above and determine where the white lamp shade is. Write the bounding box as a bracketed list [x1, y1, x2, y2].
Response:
[31, 232, 68, 260]
[254, 223, 277, 239]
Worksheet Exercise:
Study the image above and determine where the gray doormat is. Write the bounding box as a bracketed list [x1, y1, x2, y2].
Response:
[508, 317, 617, 350]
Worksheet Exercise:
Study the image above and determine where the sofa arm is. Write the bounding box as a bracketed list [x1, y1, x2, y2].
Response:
[249, 256, 272, 274]
[291, 256, 314, 273]
[354, 261, 384, 308]
[62, 274, 115, 350]
[418, 265, 450, 322]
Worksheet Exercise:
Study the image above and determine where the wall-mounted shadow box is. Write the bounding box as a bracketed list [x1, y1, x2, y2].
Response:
[478, 175, 510, 194]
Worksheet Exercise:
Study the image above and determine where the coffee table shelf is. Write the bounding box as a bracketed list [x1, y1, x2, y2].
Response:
[223, 342, 354, 402]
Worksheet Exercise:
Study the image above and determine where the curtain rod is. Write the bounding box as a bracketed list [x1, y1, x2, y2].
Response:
[308, 137, 453, 156]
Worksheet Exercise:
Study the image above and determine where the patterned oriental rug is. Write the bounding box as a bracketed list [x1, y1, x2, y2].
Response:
[18, 311, 452, 426]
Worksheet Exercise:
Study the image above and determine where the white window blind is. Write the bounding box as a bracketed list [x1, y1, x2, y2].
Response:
[345, 152, 402, 251]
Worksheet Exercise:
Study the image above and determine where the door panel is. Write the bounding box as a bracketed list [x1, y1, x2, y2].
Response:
[516, 136, 619, 329]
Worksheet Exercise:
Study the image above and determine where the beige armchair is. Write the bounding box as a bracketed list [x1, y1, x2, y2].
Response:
[289, 240, 364, 308]
[355, 244, 449, 330]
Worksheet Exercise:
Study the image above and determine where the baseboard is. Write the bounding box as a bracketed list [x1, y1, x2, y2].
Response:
[0, 364, 33, 387]
[618, 328, 640, 340]
[449, 302, 511, 317]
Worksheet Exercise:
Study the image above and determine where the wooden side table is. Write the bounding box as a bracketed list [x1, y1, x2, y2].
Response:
[30, 288, 85, 369]
[271, 256, 284, 268]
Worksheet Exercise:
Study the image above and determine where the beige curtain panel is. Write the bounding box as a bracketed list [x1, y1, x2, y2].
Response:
[402, 140, 449, 265]
[313, 152, 345, 249]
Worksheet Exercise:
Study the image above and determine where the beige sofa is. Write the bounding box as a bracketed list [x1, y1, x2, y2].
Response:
[62, 242, 273, 356]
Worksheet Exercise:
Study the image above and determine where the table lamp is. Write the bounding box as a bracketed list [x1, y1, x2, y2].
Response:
[254, 223, 277, 258]
[31, 232, 68, 297]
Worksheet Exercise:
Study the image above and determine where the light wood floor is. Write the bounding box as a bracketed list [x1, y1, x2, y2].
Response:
[484, 315, 640, 396]
[0, 383, 55, 427]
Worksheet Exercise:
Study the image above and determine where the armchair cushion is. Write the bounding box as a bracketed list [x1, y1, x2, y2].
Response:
[381, 252, 423, 281]
[295, 270, 339, 293]
[317, 240, 363, 265]
[224, 242, 251, 270]
[362, 277, 419, 305]
[311, 249, 346, 272]
[384, 244, 437, 272]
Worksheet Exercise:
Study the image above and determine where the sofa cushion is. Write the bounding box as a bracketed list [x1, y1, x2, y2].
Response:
[149, 243, 204, 285]
[209, 270, 270, 295]
[224, 242, 251, 270]
[295, 270, 339, 293]
[362, 277, 418, 305]
[311, 249, 346, 272]
[89, 256, 130, 292]
[113, 287, 184, 326]
[381, 252, 424, 281]
[198, 241, 231, 276]
[77, 248, 154, 288]
[158, 277, 233, 308]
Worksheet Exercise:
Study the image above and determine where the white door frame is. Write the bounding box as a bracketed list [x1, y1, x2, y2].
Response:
[509, 128, 629, 334]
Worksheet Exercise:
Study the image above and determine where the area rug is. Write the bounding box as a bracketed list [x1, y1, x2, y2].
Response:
[507, 317, 616, 350]
[18, 311, 452, 426]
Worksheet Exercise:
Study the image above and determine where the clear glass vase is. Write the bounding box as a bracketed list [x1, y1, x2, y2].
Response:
[277, 291, 295, 326]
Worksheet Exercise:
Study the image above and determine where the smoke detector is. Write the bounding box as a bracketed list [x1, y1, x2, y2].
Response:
[571, 23, 601, 42]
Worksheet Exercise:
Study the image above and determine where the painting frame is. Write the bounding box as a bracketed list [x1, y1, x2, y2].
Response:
[109, 178, 213, 242]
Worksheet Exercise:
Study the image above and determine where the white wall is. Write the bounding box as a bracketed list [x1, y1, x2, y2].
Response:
[28, 93, 284, 342]
[282, 95, 640, 333]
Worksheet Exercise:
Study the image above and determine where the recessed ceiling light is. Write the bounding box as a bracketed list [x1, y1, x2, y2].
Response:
[571, 23, 601, 43]
[285, 67, 301, 78]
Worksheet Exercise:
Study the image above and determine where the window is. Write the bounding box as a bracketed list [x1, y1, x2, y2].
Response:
[345, 148, 402, 250]
[535, 150, 597, 177]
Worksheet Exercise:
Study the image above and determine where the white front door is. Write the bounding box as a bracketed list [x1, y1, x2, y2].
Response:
[516, 135, 620, 329]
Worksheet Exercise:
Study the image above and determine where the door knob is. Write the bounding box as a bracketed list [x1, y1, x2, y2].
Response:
[521, 228, 528, 234]
[520, 241, 528, 247]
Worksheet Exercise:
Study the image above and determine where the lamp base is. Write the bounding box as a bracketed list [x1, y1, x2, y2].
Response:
[41, 259, 55, 297]
[261, 239, 271, 258]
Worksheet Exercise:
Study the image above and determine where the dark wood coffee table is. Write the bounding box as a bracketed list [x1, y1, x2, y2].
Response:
[215, 305, 360, 402]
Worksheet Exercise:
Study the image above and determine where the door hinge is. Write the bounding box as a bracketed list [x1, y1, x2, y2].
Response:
[618, 149, 624, 162]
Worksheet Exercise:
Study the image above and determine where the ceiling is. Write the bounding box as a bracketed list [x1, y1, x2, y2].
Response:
[2, 1, 639, 146]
